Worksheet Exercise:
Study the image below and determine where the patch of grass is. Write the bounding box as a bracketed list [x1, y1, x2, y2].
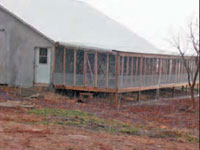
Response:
[28, 108, 93, 118]
[28, 108, 141, 136]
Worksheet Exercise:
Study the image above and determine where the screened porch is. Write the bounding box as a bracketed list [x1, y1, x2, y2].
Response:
[53, 44, 198, 93]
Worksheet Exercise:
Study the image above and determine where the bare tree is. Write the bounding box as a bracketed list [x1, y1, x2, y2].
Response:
[170, 17, 199, 109]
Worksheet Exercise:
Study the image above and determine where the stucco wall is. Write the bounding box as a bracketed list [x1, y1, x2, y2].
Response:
[0, 8, 53, 87]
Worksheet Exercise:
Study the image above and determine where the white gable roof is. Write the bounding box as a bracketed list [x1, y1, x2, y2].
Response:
[0, 0, 166, 54]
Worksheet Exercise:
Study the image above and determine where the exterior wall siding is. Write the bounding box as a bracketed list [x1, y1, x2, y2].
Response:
[0, 8, 53, 87]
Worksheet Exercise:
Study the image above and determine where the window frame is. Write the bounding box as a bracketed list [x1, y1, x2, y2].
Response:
[39, 48, 48, 65]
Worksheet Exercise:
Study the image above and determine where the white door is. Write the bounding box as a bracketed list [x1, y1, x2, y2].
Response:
[0, 30, 6, 84]
[34, 47, 51, 84]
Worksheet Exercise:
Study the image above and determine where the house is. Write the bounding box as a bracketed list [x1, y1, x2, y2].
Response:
[0, 1, 198, 103]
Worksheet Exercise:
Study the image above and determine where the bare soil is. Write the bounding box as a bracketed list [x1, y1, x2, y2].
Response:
[0, 86, 199, 150]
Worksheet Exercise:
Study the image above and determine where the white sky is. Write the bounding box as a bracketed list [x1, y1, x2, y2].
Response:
[0, 0, 199, 52]
[83, 0, 199, 51]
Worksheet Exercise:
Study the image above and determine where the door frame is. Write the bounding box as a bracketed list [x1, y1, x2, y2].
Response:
[33, 47, 51, 86]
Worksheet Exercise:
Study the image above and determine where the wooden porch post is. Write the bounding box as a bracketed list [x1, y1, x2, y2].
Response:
[115, 54, 120, 89]
[153, 58, 156, 85]
[121, 56, 124, 86]
[156, 58, 162, 100]
[138, 57, 143, 101]
[174, 60, 177, 84]
[94, 52, 98, 87]
[130, 57, 134, 85]
[114, 53, 120, 107]
[106, 53, 109, 88]
[135, 58, 138, 84]
[126, 57, 129, 76]
[83, 52, 87, 86]
[139, 57, 143, 87]
[63, 47, 66, 85]
[148, 58, 151, 75]
[178, 60, 182, 83]
[143, 58, 146, 84]
[73, 48, 77, 86]
[126, 57, 129, 86]
[176, 60, 180, 83]
[181, 60, 184, 82]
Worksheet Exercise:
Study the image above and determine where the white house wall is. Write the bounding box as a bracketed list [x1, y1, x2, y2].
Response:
[0, 7, 53, 87]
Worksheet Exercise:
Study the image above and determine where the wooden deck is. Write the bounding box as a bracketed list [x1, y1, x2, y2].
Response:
[54, 82, 198, 93]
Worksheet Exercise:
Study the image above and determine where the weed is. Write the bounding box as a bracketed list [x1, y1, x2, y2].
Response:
[120, 127, 140, 135]
[40, 120, 50, 125]
[158, 130, 182, 138]
[184, 133, 199, 143]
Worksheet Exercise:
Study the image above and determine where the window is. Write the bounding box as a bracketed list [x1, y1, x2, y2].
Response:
[39, 48, 48, 64]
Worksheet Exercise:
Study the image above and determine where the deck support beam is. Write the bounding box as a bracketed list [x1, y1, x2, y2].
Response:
[137, 91, 141, 102]
[114, 92, 119, 108]
[172, 87, 175, 97]
[186, 85, 188, 95]
[156, 88, 160, 100]
[182, 86, 184, 91]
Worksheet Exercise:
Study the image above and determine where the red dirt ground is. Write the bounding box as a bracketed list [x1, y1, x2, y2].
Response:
[0, 87, 199, 150]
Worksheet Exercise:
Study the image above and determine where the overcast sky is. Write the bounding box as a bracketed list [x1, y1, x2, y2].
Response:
[0, 0, 199, 51]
